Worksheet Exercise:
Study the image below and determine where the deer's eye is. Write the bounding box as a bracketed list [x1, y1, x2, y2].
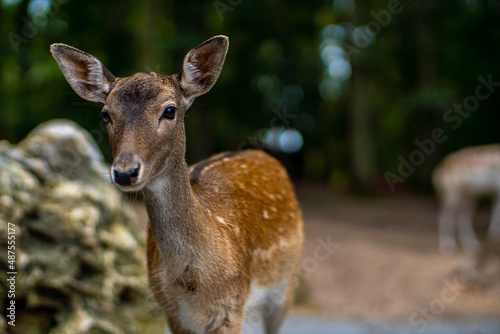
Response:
[99, 111, 112, 124]
[161, 106, 176, 120]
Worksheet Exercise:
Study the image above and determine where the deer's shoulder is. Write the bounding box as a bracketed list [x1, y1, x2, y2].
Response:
[189, 150, 285, 185]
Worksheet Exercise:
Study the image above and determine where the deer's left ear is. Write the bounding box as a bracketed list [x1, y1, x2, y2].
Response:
[50, 43, 116, 104]
[179, 35, 228, 101]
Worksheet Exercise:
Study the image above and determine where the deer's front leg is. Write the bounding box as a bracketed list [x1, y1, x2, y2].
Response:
[488, 196, 500, 241]
[456, 199, 480, 255]
[438, 203, 458, 254]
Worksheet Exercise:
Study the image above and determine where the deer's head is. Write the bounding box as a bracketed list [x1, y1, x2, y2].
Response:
[51, 36, 228, 191]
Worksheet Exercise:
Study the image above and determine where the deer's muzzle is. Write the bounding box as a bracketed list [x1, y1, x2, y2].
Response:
[111, 153, 143, 189]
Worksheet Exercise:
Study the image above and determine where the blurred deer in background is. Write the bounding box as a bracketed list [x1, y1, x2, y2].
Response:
[51, 36, 304, 334]
[432, 145, 500, 255]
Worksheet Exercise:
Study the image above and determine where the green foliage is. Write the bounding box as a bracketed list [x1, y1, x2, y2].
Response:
[1, 0, 499, 190]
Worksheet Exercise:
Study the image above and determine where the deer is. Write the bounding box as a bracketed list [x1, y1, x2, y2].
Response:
[50, 36, 304, 333]
[432, 144, 500, 255]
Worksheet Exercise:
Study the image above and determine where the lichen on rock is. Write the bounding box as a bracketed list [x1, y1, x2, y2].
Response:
[0, 120, 159, 334]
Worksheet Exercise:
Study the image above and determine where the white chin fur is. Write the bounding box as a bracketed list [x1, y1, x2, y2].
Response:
[113, 181, 147, 192]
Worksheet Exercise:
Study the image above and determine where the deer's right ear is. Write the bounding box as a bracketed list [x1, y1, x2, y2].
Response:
[50, 44, 115, 104]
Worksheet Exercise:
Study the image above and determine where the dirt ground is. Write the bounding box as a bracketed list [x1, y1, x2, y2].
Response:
[293, 184, 500, 324]
[130, 184, 500, 327]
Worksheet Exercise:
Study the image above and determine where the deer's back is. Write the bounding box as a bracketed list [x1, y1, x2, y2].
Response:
[433, 144, 500, 201]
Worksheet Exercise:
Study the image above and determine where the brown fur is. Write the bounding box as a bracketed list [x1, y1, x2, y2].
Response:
[51, 36, 304, 334]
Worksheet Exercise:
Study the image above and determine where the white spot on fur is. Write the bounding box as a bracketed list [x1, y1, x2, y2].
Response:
[216, 216, 230, 225]
[254, 238, 290, 259]
[263, 210, 269, 219]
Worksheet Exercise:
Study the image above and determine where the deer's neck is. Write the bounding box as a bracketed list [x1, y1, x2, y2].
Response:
[142, 147, 209, 277]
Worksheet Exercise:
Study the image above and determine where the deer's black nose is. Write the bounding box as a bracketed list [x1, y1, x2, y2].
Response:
[113, 164, 140, 186]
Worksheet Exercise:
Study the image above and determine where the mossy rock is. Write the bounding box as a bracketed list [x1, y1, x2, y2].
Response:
[0, 120, 162, 334]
